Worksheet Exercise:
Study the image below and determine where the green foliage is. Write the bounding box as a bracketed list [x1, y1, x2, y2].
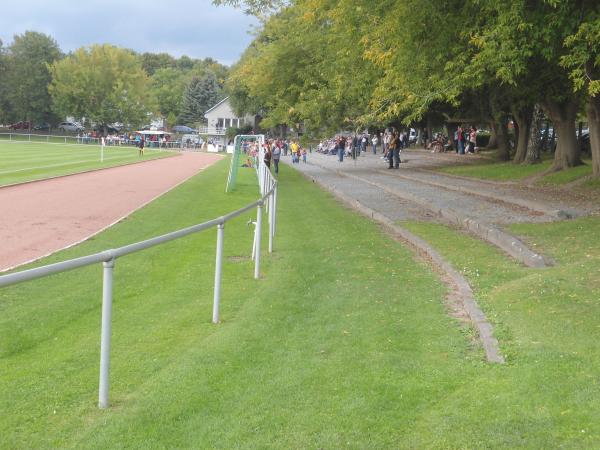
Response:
[146, 55, 228, 125]
[561, 11, 600, 96]
[150, 67, 187, 119]
[178, 72, 221, 126]
[0, 39, 11, 123]
[212, 0, 284, 15]
[140, 52, 177, 76]
[4, 31, 62, 124]
[227, 0, 381, 135]
[49, 44, 155, 129]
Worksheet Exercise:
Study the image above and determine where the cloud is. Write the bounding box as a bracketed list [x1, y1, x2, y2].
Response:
[0, 0, 258, 65]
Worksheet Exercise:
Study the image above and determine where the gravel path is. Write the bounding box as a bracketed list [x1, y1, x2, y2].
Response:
[284, 150, 594, 266]
[0, 152, 223, 271]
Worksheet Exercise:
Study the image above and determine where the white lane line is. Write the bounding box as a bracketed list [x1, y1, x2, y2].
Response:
[0, 154, 141, 175]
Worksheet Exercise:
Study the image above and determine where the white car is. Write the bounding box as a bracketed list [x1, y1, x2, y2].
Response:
[58, 121, 84, 132]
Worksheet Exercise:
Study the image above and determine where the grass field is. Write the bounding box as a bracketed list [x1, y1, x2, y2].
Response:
[0, 141, 174, 186]
[2, 160, 600, 447]
[438, 152, 596, 186]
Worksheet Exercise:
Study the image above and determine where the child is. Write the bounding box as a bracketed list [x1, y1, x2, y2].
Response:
[301, 148, 307, 163]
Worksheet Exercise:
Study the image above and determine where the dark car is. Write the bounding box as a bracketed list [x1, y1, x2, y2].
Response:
[33, 122, 51, 131]
[172, 125, 196, 134]
[8, 121, 31, 130]
[94, 125, 120, 134]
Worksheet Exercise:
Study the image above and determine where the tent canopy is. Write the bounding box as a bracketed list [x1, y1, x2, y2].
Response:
[136, 130, 171, 136]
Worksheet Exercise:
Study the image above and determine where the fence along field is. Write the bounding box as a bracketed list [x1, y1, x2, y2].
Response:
[0, 137, 174, 186]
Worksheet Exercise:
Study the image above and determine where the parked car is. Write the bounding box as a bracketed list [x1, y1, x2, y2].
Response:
[93, 125, 121, 134]
[58, 121, 84, 132]
[8, 121, 31, 130]
[33, 122, 51, 131]
[172, 125, 196, 134]
[408, 128, 417, 144]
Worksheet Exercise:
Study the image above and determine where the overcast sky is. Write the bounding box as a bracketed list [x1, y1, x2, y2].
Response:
[0, 0, 259, 66]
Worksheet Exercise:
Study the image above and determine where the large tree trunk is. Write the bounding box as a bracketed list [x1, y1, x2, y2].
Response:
[525, 104, 544, 164]
[487, 122, 498, 149]
[542, 98, 582, 171]
[489, 117, 511, 160]
[587, 95, 600, 177]
[512, 105, 533, 164]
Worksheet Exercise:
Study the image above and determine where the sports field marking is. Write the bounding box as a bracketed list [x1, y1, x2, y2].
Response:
[0, 141, 174, 186]
[0, 154, 149, 175]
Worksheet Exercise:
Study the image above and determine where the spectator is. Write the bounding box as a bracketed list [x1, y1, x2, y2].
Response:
[272, 142, 281, 173]
[468, 126, 477, 153]
[337, 136, 346, 162]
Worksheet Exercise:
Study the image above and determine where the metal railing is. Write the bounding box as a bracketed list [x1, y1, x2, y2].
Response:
[0, 164, 278, 409]
[0, 132, 182, 149]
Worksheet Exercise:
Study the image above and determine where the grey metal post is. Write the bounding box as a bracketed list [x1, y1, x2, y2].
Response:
[273, 184, 278, 236]
[98, 258, 115, 409]
[212, 223, 224, 324]
[268, 192, 273, 253]
[254, 203, 262, 279]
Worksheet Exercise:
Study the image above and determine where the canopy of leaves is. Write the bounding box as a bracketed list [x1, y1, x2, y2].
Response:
[4, 31, 62, 124]
[178, 72, 222, 125]
[49, 44, 154, 128]
[227, 0, 381, 135]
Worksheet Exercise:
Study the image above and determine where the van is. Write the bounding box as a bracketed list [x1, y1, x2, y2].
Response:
[58, 121, 84, 132]
[408, 128, 417, 144]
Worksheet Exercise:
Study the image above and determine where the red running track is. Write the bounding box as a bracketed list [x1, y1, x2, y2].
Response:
[0, 152, 223, 272]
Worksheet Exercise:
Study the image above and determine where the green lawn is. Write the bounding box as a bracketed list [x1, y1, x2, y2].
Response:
[0, 141, 174, 186]
[2, 160, 600, 447]
[438, 153, 595, 185]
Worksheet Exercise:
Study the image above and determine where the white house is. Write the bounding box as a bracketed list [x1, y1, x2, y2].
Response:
[203, 97, 255, 152]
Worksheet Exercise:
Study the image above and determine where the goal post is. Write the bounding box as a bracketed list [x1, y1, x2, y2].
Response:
[226, 134, 264, 193]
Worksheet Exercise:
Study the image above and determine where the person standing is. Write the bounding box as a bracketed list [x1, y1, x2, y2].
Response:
[263, 144, 272, 169]
[388, 130, 400, 169]
[383, 129, 391, 159]
[457, 125, 465, 154]
[372, 133, 378, 154]
[290, 140, 299, 163]
[468, 126, 477, 153]
[337, 136, 345, 162]
[272, 143, 281, 174]
[139, 136, 145, 156]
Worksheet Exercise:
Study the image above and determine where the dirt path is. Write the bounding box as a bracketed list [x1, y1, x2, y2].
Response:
[0, 152, 223, 271]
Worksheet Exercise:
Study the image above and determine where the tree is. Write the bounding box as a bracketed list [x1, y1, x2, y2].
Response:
[6, 31, 62, 125]
[49, 44, 155, 133]
[178, 72, 221, 125]
[150, 67, 187, 122]
[562, 8, 600, 176]
[212, 0, 283, 15]
[0, 39, 11, 123]
[140, 52, 176, 76]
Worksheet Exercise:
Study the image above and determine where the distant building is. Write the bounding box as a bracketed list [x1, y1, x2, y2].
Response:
[202, 97, 255, 151]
